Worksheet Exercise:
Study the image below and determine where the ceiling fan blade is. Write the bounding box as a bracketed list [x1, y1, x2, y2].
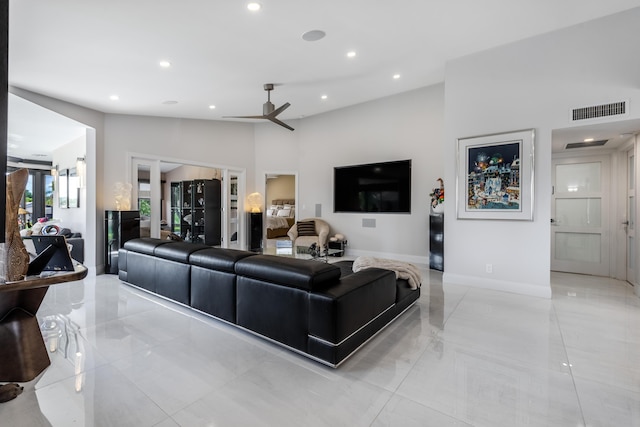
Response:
[267, 102, 291, 118]
[269, 117, 295, 131]
[222, 115, 266, 119]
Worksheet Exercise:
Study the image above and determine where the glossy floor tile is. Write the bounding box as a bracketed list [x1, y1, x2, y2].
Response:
[1, 271, 639, 426]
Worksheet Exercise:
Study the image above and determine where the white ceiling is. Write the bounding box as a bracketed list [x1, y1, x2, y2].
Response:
[7, 0, 640, 158]
[7, 94, 86, 161]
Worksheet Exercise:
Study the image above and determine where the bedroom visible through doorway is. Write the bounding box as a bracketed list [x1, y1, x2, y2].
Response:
[264, 173, 297, 248]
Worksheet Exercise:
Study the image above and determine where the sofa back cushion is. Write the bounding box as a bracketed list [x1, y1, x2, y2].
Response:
[235, 255, 340, 291]
[154, 241, 210, 263]
[189, 247, 256, 273]
[123, 238, 173, 255]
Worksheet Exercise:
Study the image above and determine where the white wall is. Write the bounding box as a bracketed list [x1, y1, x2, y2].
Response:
[52, 135, 87, 236]
[104, 114, 255, 212]
[255, 84, 445, 264]
[443, 8, 640, 298]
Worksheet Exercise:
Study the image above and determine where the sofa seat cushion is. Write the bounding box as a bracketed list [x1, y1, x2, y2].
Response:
[190, 247, 256, 273]
[154, 241, 210, 263]
[123, 238, 173, 255]
[235, 255, 341, 291]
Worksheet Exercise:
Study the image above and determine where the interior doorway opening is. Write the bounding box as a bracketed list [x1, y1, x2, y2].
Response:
[263, 172, 297, 250]
[129, 154, 246, 250]
[551, 119, 640, 286]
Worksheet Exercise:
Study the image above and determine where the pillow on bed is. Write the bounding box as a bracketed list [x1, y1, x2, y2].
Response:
[269, 205, 279, 210]
[297, 220, 316, 236]
[277, 208, 291, 217]
[266, 209, 276, 216]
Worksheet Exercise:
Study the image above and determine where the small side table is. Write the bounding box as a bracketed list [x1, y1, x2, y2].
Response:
[328, 240, 346, 256]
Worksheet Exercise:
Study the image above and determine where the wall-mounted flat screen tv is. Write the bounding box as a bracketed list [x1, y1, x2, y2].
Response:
[334, 160, 411, 213]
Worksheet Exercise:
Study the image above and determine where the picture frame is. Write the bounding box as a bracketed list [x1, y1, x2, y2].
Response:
[456, 129, 535, 220]
[68, 167, 80, 208]
[58, 169, 68, 209]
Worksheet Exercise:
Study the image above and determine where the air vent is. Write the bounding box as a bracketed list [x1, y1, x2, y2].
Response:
[565, 140, 608, 149]
[571, 101, 627, 121]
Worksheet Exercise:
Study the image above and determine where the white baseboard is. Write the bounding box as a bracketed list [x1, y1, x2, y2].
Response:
[442, 272, 552, 299]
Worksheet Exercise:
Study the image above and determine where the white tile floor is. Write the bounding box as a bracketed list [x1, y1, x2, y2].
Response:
[1, 270, 639, 426]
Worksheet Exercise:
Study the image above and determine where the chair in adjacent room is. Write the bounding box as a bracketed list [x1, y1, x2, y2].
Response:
[287, 218, 330, 248]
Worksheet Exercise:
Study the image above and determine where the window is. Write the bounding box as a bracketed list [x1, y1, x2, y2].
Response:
[9, 168, 53, 226]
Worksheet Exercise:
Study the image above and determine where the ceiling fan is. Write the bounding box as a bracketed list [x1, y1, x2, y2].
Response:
[224, 83, 294, 131]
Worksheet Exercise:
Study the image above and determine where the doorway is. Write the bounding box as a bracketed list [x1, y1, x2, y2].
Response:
[550, 155, 610, 276]
[128, 154, 246, 249]
[551, 121, 640, 283]
[263, 172, 297, 249]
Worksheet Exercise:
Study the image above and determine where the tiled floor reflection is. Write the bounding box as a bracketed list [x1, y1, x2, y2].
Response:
[1, 271, 639, 426]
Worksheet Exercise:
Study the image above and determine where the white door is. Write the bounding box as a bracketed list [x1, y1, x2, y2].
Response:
[626, 148, 637, 285]
[131, 158, 162, 239]
[551, 155, 610, 276]
[224, 169, 244, 249]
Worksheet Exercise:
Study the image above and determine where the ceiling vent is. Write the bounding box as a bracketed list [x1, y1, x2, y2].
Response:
[571, 101, 627, 122]
[565, 139, 608, 149]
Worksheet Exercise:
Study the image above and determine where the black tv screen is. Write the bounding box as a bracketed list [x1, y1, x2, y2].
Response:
[334, 160, 412, 213]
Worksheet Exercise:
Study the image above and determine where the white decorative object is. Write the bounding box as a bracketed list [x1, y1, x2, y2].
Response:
[247, 192, 263, 213]
[114, 182, 133, 211]
[334, 233, 345, 241]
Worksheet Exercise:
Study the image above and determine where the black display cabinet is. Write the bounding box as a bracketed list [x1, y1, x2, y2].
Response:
[248, 212, 263, 252]
[429, 213, 444, 271]
[177, 179, 221, 245]
[105, 210, 140, 274]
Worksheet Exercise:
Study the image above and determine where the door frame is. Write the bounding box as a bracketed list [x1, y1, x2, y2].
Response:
[126, 152, 247, 249]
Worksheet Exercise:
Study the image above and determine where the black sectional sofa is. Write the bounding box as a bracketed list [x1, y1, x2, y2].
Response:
[118, 238, 420, 367]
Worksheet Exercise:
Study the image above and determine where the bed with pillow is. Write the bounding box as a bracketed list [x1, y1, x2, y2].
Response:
[266, 199, 296, 238]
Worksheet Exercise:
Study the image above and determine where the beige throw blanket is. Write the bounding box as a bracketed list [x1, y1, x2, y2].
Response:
[352, 256, 422, 290]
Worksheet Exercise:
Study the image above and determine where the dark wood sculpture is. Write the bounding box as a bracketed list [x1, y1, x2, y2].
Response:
[0, 168, 30, 281]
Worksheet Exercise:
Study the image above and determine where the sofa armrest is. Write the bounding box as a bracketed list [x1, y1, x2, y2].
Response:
[309, 267, 396, 343]
[318, 228, 329, 247]
[287, 224, 298, 241]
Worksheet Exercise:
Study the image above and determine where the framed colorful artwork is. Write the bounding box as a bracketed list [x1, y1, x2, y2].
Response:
[456, 129, 535, 220]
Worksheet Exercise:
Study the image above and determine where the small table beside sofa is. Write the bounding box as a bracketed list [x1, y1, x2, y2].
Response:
[118, 238, 420, 367]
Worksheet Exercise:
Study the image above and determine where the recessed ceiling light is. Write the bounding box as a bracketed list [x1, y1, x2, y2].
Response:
[584, 138, 594, 142]
[110, 95, 119, 101]
[159, 60, 171, 68]
[393, 74, 401, 80]
[321, 95, 328, 100]
[162, 100, 178, 105]
[302, 30, 326, 42]
[209, 105, 216, 110]
[247, 2, 261, 11]
[347, 51, 356, 58]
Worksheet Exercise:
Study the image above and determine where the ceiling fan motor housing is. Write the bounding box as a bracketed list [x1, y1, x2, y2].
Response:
[263, 101, 275, 115]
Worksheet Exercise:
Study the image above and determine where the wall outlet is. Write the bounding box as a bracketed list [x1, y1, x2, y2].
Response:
[485, 264, 493, 273]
